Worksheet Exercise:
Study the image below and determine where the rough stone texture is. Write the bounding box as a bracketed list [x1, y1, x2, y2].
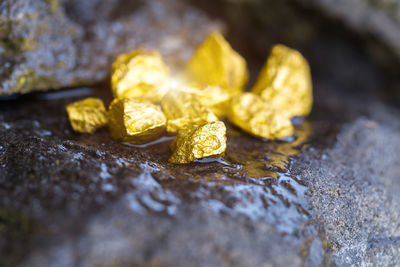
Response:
[0, 0, 220, 95]
[22, 207, 303, 267]
[2, 82, 400, 266]
[292, 109, 400, 266]
[0, 86, 325, 266]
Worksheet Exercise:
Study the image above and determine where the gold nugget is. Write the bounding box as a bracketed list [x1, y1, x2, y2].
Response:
[66, 97, 108, 133]
[111, 49, 170, 103]
[161, 88, 218, 134]
[251, 44, 313, 117]
[185, 32, 249, 95]
[169, 121, 227, 164]
[228, 93, 294, 139]
[108, 98, 166, 144]
[193, 86, 232, 118]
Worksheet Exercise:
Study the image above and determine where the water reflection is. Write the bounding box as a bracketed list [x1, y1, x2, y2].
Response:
[122, 121, 313, 236]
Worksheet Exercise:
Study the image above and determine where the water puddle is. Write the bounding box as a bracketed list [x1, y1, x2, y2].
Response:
[122, 136, 175, 148]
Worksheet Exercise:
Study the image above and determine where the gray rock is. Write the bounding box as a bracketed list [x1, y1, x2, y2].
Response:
[292, 108, 400, 266]
[22, 206, 303, 267]
[0, 0, 220, 95]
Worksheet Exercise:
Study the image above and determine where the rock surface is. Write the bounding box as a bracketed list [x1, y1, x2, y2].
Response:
[2, 0, 400, 266]
[0, 86, 320, 266]
[1, 80, 400, 266]
[0, 0, 220, 95]
[293, 111, 400, 266]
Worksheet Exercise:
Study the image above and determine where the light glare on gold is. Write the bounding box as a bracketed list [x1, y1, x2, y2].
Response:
[68, 35, 314, 164]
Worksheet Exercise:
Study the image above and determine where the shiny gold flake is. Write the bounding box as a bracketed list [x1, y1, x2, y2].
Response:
[185, 32, 249, 95]
[228, 93, 294, 139]
[108, 98, 166, 144]
[251, 44, 313, 117]
[161, 88, 218, 134]
[111, 49, 170, 103]
[169, 121, 227, 164]
[66, 97, 108, 133]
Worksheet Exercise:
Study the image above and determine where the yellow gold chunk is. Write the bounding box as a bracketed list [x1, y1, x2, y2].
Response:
[161, 88, 218, 134]
[228, 93, 294, 139]
[111, 49, 170, 103]
[251, 44, 313, 117]
[193, 86, 232, 118]
[185, 32, 249, 95]
[66, 97, 107, 133]
[108, 98, 166, 144]
[169, 121, 227, 164]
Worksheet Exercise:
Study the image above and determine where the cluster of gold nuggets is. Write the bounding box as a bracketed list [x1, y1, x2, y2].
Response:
[66, 32, 313, 164]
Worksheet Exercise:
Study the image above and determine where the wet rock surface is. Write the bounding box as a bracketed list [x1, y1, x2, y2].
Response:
[1, 81, 400, 266]
[0, 0, 219, 95]
[0, 86, 322, 266]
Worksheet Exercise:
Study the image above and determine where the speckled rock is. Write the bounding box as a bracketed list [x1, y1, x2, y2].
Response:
[293, 108, 400, 266]
[0, 0, 220, 95]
